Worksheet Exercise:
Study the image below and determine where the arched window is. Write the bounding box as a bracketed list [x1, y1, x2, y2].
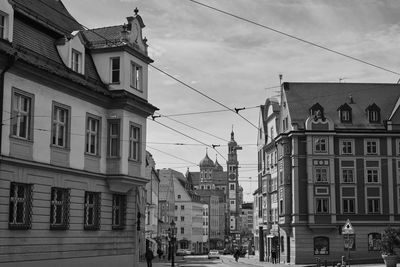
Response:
[314, 236, 329, 255]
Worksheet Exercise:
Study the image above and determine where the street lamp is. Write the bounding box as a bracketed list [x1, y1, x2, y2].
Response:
[169, 220, 177, 267]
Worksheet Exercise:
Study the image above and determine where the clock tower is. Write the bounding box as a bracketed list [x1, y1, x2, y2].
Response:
[226, 130, 242, 240]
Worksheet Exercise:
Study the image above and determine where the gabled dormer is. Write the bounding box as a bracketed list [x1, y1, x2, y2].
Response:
[56, 31, 86, 75]
[309, 103, 325, 120]
[366, 103, 381, 123]
[0, 1, 13, 42]
[337, 103, 352, 123]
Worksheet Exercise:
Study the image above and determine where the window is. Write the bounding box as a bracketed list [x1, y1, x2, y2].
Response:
[279, 199, 283, 214]
[338, 103, 352, 123]
[71, 49, 81, 72]
[342, 198, 355, 214]
[8, 182, 33, 229]
[0, 14, 5, 38]
[342, 169, 354, 183]
[368, 233, 382, 251]
[230, 184, 235, 190]
[340, 140, 353, 155]
[366, 168, 379, 183]
[314, 137, 327, 153]
[230, 200, 235, 205]
[52, 103, 70, 148]
[85, 115, 100, 155]
[129, 124, 140, 161]
[112, 194, 126, 230]
[107, 119, 120, 157]
[367, 198, 380, 214]
[11, 90, 33, 140]
[315, 198, 329, 213]
[177, 195, 181, 199]
[110, 57, 120, 83]
[181, 216, 184, 222]
[181, 205, 184, 210]
[130, 62, 142, 91]
[366, 140, 378, 155]
[181, 227, 184, 234]
[84, 191, 101, 230]
[366, 103, 380, 123]
[280, 236, 284, 252]
[175, 205, 177, 210]
[50, 187, 70, 230]
[314, 236, 329, 255]
[315, 167, 328, 183]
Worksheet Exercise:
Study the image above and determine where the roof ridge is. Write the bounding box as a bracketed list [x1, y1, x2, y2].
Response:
[87, 24, 123, 31]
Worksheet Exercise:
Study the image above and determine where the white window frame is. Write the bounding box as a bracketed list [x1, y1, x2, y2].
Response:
[0, 13, 5, 39]
[110, 57, 120, 83]
[71, 49, 81, 73]
[342, 198, 356, 214]
[52, 103, 70, 148]
[340, 139, 354, 155]
[341, 168, 355, 183]
[107, 119, 120, 158]
[367, 197, 381, 214]
[11, 89, 33, 140]
[314, 137, 328, 153]
[315, 167, 328, 183]
[129, 123, 141, 161]
[366, 168, 380, 184]
[85, 114, 101, 156]
[315, 198, 329, 214]
[365, 139, 379, 155]
[130, 61, 143, 91]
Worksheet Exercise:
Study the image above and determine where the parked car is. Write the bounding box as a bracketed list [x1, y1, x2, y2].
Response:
[208, 250, 220, 259]
[176, 249, 186, 256]
[184, 249, 192, 255]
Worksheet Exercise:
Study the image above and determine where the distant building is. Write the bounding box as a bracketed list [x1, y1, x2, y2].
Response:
[145, 152, 160, 253]
[0, 2, 157, 267]
[258, 83, 400, 264]
[187, 131, 242, 250]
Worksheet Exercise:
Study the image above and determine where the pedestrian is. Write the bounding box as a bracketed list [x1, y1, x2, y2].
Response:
[157, 248, 163, 259]
[234, 248, 240, 262]
[271, 250, 277, 264]
[145, 248, 154, 267]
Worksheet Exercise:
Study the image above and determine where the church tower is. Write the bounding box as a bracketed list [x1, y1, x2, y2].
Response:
[226, 130, 242, 237]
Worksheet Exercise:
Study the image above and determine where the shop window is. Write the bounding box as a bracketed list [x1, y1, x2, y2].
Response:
[314, 236, 329, 255]
[368, 233, 382, 251]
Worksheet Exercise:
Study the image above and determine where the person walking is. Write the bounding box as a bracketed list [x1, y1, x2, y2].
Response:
[234, 248, 240, 262]
[145, 248, 154, 267]
[271, 249, 277, 264]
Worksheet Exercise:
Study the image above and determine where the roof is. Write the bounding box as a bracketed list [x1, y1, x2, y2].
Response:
[189, 171, 227, 186]
[284, 82, 400, 130]
[13, 0, 82, 35]
[199, 152, 215, 168]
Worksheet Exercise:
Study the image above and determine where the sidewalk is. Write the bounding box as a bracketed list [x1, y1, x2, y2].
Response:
[138, 256, 184, 267]
[223, 254, 388, 267]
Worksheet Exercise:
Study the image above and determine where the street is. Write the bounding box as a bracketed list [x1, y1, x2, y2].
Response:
[178, 255, 291, 267]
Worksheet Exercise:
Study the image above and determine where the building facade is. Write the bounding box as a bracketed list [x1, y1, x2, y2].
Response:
[145, 152, 160, 253]
[258, 82, 400, 264]
[0, 2, 157, 267]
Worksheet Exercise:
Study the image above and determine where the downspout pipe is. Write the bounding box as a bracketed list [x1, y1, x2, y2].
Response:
[0, 52, 17, 155]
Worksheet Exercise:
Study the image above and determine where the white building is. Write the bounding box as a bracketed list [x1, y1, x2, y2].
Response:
[0, 2, 157, 266]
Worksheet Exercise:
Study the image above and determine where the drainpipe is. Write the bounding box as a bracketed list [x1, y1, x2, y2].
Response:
[0, 52, 17, 154]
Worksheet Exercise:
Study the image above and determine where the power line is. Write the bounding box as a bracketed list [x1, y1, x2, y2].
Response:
[161, 105, 260, 117]
[147, 145, 199, 166]
[149, 64, 259, 129]
[187, 0, 400, 76]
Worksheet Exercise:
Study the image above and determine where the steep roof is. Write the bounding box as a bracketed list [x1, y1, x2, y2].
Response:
[13, 0, 82, 35]
[189, 171, 227, 186]
[284, 82, 400, 130]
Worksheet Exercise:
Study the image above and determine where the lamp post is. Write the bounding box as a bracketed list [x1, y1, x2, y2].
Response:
[169, 220, 177, 267]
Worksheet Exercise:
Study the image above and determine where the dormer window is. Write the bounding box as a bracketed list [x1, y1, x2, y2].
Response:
[110, 57, 120, 83]
[337, 103, 352, 123]
[310, 103, 324, 120]
[366, 103, 380, 123]
[71, 49, 81, 73]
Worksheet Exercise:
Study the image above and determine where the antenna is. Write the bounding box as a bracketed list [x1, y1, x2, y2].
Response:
[279, 74, 283, 105]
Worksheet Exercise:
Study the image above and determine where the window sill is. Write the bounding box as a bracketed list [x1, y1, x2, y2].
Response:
[9, 135, 33, 143]
[130, 85, 143, 92]
[84, 153, 101, 158]
[50, 144, 70, 151]
[128, 158, 141, 163]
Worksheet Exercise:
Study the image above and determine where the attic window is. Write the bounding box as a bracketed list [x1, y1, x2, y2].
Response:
[71, 49, 81, 73]
[310, 103, 324, 120]
[337, 103, 352, 123]
[366, 103, 380, 123]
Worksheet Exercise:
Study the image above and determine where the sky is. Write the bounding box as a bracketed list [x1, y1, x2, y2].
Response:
[63, 0, 400, 202]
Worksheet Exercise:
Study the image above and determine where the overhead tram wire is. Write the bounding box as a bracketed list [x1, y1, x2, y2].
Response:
[154, 112, 229, 143]
[150, 119, 228, 162]
[149, 64, 259, 130]
[147, 145, 199, 166]
[162, 105, 261, 118]
[187, 0, 400, 76]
